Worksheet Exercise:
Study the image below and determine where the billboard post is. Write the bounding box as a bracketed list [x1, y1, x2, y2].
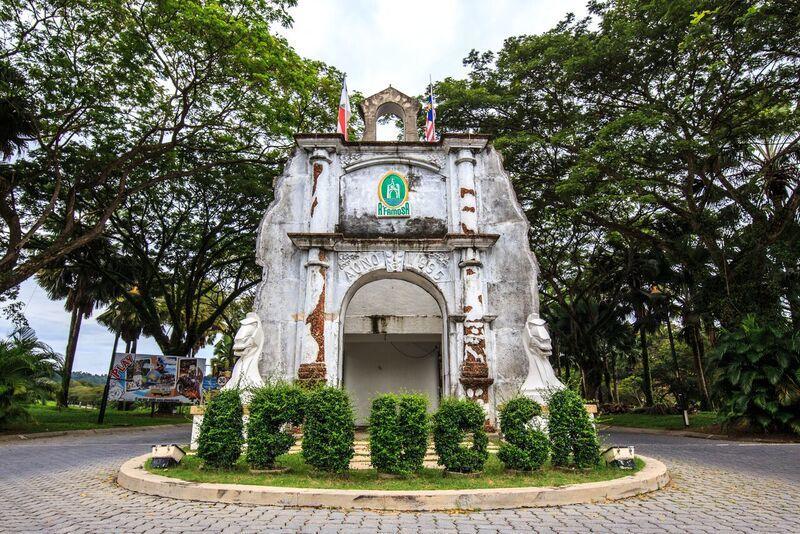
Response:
[97, 332, 121, 425]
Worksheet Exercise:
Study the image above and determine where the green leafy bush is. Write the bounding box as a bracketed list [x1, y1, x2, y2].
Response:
[301, 386, 355, 472]
[548, 388, 600, 468]
[710, 315, 800, 435]
[432, 398, 488, 473]
[497, 397, 549, 471]
[368, 393, 429, 475]
[246, 383, 306, 469]
[0, 327, 61, 428]
[197, 389, 243, 469]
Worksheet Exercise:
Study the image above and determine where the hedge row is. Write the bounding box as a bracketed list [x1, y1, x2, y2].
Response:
[197, 385, 600, 473]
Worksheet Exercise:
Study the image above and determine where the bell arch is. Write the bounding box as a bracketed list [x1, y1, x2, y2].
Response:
[358, 86, 421, 142]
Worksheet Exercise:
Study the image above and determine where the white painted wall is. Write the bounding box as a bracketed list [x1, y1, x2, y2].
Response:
[343, 336, 441, 424]
[343, 279, 443, 423]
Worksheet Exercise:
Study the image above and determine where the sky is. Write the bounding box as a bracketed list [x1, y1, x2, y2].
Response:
[0, 0, 589, 374]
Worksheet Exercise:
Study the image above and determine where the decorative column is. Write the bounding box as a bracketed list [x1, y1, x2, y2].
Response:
[456, 148, 477, 235]
[298, 149, 332, 386]
[455, 148, 494, 407]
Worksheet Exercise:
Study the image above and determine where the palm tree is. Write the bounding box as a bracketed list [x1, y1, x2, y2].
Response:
[36, 240, 115, 407]
[0, 327, 62, 428]
[96, 295, 143, 353]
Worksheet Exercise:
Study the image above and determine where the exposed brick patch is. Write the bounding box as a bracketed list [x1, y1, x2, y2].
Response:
[297, 362, 327, 387]
[312, 163, 322, 195]
[305, 277, 326, 363]
[463, 305, 473, 313]
[310, 197, 318, 217]
[461, 223, 475, 234]
[462, 205, 476, 212]
[460, 187, 476, 198]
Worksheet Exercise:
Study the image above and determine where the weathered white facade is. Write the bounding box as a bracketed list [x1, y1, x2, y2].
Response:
[250, 87, 562, 425]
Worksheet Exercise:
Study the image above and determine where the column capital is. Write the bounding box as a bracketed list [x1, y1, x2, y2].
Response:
[454, 148, 476, 166]
[309, 147, 334, 163]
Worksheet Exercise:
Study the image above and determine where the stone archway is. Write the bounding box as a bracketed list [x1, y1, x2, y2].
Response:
[358, 86, 421, 142]
[337, 269, 449, 424]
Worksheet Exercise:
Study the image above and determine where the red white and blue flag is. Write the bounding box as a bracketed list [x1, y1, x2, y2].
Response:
[337, 75, 351, 141]
[425, 80, 436, 142]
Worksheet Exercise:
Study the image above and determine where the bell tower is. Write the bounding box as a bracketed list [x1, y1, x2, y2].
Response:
[358, 86, 421, 142]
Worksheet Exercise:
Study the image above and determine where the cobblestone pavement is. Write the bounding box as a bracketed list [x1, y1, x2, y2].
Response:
[1, 426, 799, 533]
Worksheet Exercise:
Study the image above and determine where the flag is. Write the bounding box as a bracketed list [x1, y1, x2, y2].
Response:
[337, 76, 351, 140]
[425, 81, 436, 142]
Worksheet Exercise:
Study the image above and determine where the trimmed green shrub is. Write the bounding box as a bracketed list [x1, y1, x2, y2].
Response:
[497, 396, 549, 471]
[301, 386, 355, 472]
[710, 315, 800, 435]
[246, 383, 306, 469]
[368, 393, 429, 475]
[548, 388, 600, 468]
[432, 397, 488, 473]
[197, 388, 243, 469]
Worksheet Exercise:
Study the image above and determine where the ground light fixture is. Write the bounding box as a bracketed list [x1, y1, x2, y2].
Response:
[601, 446, 636, 469]
[151, 444, 186, 468]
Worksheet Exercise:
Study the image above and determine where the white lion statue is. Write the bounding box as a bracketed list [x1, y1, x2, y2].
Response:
[222, 312, 265, 398]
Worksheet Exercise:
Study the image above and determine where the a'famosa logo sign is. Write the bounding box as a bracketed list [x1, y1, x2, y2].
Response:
[376, 170, 410, 217]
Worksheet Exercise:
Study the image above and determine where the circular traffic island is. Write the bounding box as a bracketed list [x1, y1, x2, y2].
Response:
[118, 453, 669, 511]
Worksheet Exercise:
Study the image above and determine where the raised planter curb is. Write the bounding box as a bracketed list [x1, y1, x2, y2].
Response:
[0, 422, 191, 443]
[601, 425, 800, 444]
[117, 453, 669, 511]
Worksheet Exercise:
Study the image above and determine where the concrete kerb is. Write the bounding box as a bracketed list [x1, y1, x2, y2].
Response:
[117, 453, 669, 511]
[0, 423, 192, 443]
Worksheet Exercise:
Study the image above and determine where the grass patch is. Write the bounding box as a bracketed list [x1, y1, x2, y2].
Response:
[145, 453, 643, 491]
[0, 403, 191, 434]
[596, 411, 719, 431]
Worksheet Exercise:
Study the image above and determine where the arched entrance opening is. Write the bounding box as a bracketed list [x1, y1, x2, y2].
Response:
[375, 101, 405, 141]
[340, 273, 446, 424]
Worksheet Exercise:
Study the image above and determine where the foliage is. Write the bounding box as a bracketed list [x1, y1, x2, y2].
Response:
[96, 296, 143, 352]
[0, 328, 61, 428]
[0, 0, 342, 297]
[36, 239, 119, 406]
[67, 382, 104, 407]
[435, 0, 800, 413]
[548, 389, 600, 468]
[246, 383, 306, 469]
[197, 389, 243, 469]
[497, 397, 550, 471]
[710, 316, 800, 435]
[301, 387, 355, 473]
[432, 398, 489, 473]
[368, 393, 429, 475]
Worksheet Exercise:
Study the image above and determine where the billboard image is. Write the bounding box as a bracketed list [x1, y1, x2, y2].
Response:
[108, 353, 205, 404]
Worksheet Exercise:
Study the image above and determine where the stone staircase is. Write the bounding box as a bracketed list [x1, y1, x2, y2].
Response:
[288, 440, 500, 470]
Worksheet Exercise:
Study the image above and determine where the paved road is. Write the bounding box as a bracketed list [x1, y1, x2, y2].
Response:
[1, 426, 799, 533]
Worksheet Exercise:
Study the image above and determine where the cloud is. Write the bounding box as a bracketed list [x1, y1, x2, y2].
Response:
[0, 279, 212, 374]
[279, 0, 588, 96]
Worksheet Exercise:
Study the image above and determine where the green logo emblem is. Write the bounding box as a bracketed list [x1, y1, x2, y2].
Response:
[377, 171, 410, 217]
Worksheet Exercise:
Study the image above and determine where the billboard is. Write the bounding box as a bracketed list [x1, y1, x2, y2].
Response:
[107, 353, 205, 404]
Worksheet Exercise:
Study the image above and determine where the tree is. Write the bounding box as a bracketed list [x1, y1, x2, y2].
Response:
[435, 0, 799, 409]
[0, 0, 334, 295]
[36, 239, 116, 406]
[87, 164, 269, 357]
[0, 327, 61, 427]
[96, 295, 144, 353]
